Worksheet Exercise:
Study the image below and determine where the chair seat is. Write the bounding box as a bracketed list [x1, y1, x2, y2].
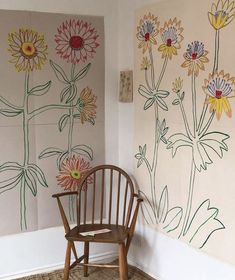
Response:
[65, 224, 129, 243]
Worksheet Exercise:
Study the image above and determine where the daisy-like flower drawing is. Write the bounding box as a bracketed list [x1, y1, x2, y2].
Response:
[158, 18, 184, 60]
[208, 0, 235, 30]
[140, 56, 151, 70]
[8, 28, 48, 72]
[55, 19, 99, 64]
[181, 41, 209, 77]
[77, 87, 97, 124]
[136, 13, 160, 53]
[203, 70, 235, 119]
[57, 155, 92, 191]
[172, 77, 183, 93]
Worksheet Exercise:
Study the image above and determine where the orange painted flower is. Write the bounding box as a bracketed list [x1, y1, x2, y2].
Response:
[158, 18, 184, 59]
[181, 41, 209, 76]
[55, 19, 99, 64]
[77, 87, 97, 124]
[136, 13, 159, 53]
[202, 70, 235, 119]
[8, 28, 48, 72]
[57, 155, 92, 191]
[208, 0, 235, 30]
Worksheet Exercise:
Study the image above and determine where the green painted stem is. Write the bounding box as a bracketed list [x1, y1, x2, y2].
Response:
[192, 73, 197, 137]
[149, 48, 156, 89]
[178, 93, 193, 139]
[20, 169, 27, 230]
[179, 158, 196, 238]
[156, 57, 168, 90]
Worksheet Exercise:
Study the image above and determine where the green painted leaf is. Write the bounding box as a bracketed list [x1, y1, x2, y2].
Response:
[65, 84, 77, 104]
[137, 158, 143, 168]
[28, 81, 52, 96]
[72, 145, 93, 160]
[38, 147, 63, 159]
[156, 96, 168, 111]
[0, 173, 23, 195]
[172, 99, 180, 105]
[57, 150, 69, 170]
[73, 63, 91, 82]
[0, 162, 23, 172]
[180, 91, 185, 101]
[158, 186, 169, 222]
[60, 86, 71, 103]
[163, 207, 183, 233]
[58, 114, 69, 132]
[138, 85, 152, 99]
[138, 190, 156, 224]
[144, 98, 155, 110]
[0, 108, 22, 117]
[156, 90, 169, 98]
[27, 164, 48, 188]
[186, 199, 225, 248]
[50, 60, 69, 83]
[24, 169, 37, 196]
[167, 133, 193, 157]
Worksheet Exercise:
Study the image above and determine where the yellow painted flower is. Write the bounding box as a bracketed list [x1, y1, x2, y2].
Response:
[77, 87, 97, 124]
[140, 56, 151, 70]
[8, 28, 48, 72]
[136, 13, 160, 53]
[158, 18, 184, 60]
[202, 70, 235, 119]
[208, 0, 235, 30]
[172, 77, 183, 93]
[181, 41, 209, 77]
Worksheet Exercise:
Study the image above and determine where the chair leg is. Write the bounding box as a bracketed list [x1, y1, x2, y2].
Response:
[119, 242, 128, 280]
[64, 241, 72, 280]
[84, 241, 89, 277]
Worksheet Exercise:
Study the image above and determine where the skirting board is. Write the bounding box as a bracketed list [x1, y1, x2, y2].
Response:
[0, 251, 118, 280]
[128, 258, 163, 280]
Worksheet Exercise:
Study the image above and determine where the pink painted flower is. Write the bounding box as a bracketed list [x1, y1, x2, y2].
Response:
[55, 19, 99, 64]
[57, 155, 92, 191]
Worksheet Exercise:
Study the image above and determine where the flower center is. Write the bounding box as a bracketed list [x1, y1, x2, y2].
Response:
[215, 90, 222, 99]
[166, 38, 172, 47]
[192, 52, 198, 60]
[70, 170, 81, 179]
[21, 42, 36, 58]
[69, 35, 84, 50]
[144, 32, 150, 41]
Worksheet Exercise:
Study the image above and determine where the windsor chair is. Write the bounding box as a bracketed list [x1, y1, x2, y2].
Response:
[52, 164, 143, 280]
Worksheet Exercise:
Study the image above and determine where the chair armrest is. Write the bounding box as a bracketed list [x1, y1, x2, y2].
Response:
[133, 193, 143, 203]
[52, 191, 78, 198]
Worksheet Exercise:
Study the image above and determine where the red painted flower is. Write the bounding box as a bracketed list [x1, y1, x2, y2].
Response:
[57, 155, 92, 191]
[55, 19, 99, 64]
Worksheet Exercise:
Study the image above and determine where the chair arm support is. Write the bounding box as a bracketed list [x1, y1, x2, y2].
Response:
[52, 192, 78, 234]
[125, 194, 143, 254]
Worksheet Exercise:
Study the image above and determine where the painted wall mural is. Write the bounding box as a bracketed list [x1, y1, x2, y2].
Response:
[0, 11, 104, 235]
[134, 0, 235, 264]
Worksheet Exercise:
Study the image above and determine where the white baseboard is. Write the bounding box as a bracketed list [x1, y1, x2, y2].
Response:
[128, 258, 164, 280]
[0, 251, 118, 280]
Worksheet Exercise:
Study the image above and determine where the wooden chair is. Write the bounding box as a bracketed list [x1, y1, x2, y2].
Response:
[52, 164, 143, 280]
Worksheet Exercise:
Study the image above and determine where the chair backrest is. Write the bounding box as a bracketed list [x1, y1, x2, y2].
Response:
[76, 165, 135, 229]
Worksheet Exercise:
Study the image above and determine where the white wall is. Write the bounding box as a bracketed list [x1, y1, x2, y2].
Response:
[117, 0, 235, 279]
[0, 0, 119, 278]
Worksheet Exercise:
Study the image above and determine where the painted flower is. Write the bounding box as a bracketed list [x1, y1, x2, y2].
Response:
[202, 70, 235, 119]
[181, 41, 209, 77]
[77, 87, 97, 124]
[172, 77, 183, 93]
[8, 28, 48, 72]
[57, 155, 92, 191]
[136, 13, 160, 53]
[208, 0, 235, 30]
[55, 19, 99, 64]
[140, 56, 151, 70]
[158, 18, 184, 59]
